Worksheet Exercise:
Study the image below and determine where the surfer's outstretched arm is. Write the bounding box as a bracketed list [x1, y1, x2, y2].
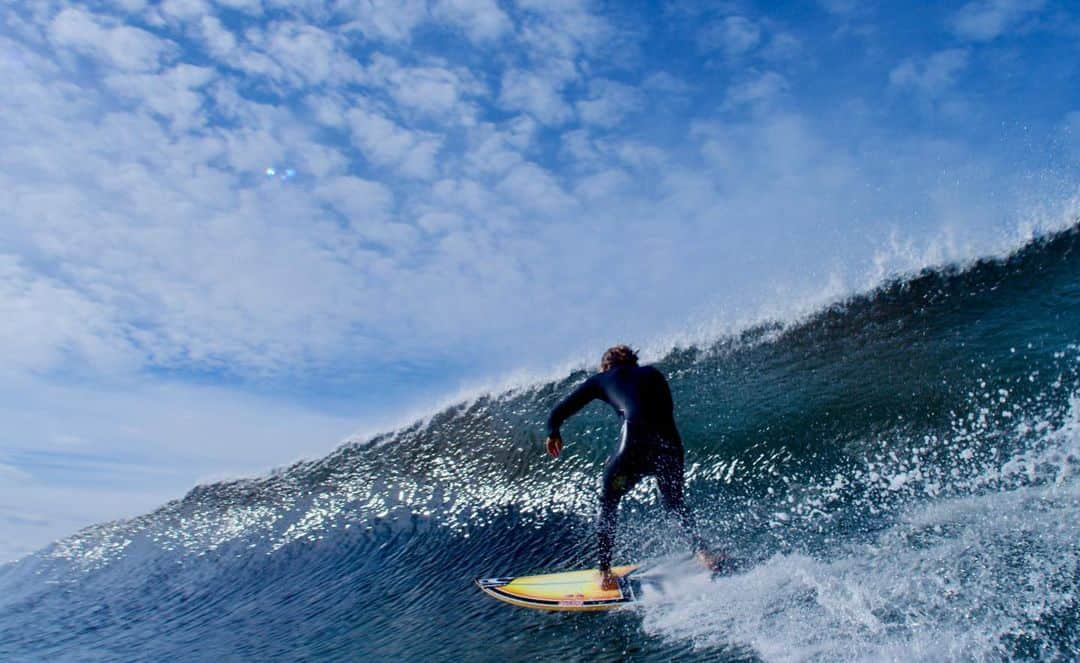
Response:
[545, 376, 600, 457]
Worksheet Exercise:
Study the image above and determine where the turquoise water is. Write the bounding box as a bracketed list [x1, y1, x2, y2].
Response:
[2, 225, 1079, 660]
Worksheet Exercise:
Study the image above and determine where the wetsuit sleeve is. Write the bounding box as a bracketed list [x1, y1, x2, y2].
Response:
[546, 376, 600, 438]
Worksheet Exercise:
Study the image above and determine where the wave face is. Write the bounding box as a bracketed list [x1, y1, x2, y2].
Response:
[3, 225, 1080, 661]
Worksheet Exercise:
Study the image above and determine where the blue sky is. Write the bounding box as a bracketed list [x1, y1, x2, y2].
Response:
[1, 0, 1078, 561]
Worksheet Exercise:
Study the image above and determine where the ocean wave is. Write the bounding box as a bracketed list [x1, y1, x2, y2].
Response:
[2, 223, 1079, 660]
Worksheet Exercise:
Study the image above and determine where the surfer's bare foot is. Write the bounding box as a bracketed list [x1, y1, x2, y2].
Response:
[695, 549, 727, 572]
[599, 569, 618, 591]
[545, 435, 563, 458]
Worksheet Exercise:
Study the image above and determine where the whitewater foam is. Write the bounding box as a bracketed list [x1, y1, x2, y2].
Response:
[639, 393, 1080, 661]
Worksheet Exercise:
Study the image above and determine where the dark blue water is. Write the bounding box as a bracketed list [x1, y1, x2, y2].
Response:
[2, 225, 1080, 661]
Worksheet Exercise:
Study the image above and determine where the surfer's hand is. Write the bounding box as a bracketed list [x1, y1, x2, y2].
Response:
[546, 435, 563, 458]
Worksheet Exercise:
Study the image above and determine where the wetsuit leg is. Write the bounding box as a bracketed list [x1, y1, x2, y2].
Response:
[654, 450, 706, 553]
[597, 454, 643, 571]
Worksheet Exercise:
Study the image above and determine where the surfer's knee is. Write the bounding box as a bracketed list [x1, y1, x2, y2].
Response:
[600, 468, 630, 506]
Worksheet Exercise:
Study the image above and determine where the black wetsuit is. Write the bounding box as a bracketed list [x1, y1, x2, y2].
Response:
[546, 363, 703, 571]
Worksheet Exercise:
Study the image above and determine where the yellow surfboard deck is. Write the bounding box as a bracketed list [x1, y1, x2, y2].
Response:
[476, 564, 640, 612]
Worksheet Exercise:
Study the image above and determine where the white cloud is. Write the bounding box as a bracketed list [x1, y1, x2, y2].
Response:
[347, 106, 444, 178]
[433, 0, 513, 42]
[724, 70, 788, 110]
[642, 71, 692, 94]
[215, 0, 262, 12]
[339, 0, 429, 42]
[949, 0, 1045, 42]
[698, 15, 761, 58]
[261, 22, 360, 87]
[498, 66, 576, 125]
[2, 36, 386, 373]
[306, 93, 350, 128]
[574, 168, 631, 200]
[516, 0, 610, 59]
[576, 79, 644, 128]
[108, 0, 151, 12]
[430, 176, 509, 221]
[194, 20, 365, 89]
[0, 256, 133, 373]
[559, 128, 601, 165]
[497, 162, 576, 215]
[315, 175, 395, 223]
[49, 7, 174, 72]
[313, 176, 417, 250]
[159, 0, 211, 21]
[104, 64, 215, 132]
[611, 140, 667, 172]
[0, 463, 31, 481]
[3, 1, 1041, 401]
[367, 55, 483, 121]
[198, 15, 238, 58]
[416, 210, 466, 234]
[761, 31, 802, 61]
[889, 49, 970, 98]
[462, 119, 533, 175]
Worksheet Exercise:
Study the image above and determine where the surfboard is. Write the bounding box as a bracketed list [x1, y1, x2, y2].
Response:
[475, 564, 640, 612]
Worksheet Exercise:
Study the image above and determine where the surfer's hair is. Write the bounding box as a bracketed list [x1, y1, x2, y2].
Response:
[601, 345, 639, 372]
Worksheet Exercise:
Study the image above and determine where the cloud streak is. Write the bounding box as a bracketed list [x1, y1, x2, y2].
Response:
[949, 0, 1045, 41]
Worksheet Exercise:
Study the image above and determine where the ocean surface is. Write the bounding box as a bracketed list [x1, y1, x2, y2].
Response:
[2, 224, 1079, 661]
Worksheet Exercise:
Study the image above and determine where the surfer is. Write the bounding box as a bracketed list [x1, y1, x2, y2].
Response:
[545, 345, 722, 588]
